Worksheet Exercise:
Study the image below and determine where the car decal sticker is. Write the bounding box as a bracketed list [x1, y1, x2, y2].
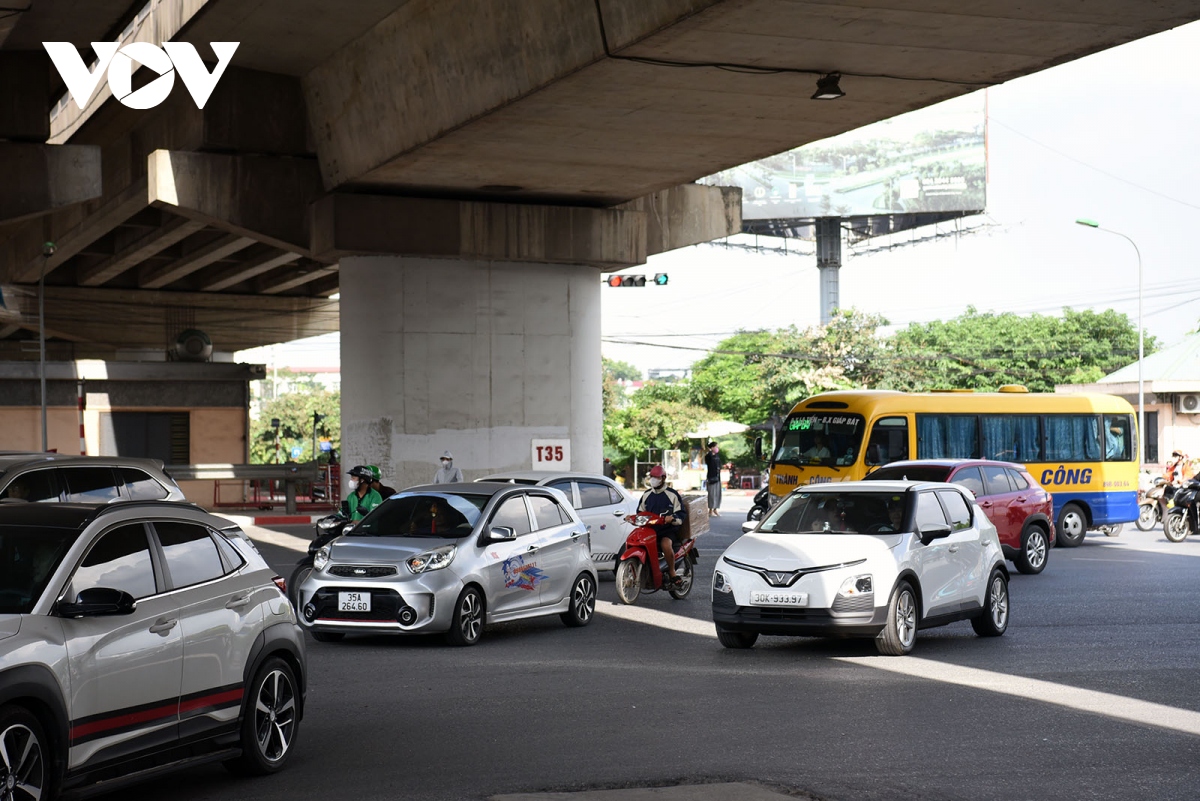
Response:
[502, 554, 546, 591]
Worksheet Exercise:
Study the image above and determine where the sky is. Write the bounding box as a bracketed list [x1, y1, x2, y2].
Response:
[239, 21, 1200, 376]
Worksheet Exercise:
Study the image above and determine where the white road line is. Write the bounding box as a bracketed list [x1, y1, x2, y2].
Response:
[596, 604, 1200, 737]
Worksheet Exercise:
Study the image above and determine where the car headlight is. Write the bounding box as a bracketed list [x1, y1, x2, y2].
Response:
[407, 545, 457, 574]
[313, 546, 330, 571]
[838, 574, 872, 597]
[713, 570, 733, 594]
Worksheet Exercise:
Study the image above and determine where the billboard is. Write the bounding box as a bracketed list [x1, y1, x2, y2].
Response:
[703, 91, 987, 220]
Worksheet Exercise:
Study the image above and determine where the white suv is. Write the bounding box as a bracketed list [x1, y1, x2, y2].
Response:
[0, 501, 306, 799]
[712, 481, 1009, 655]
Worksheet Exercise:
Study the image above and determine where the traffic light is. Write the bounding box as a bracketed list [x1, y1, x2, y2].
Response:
[606, 274, 646, 287]
[653, 273, 668, 285]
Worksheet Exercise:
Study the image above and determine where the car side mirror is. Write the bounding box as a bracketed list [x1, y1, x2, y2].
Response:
[741, 521, 757, 533]
[481, 526, 516, 544]
[754, 436, 764, 462]
[58, 587, 136, 618]
[919, 524, 952, 546]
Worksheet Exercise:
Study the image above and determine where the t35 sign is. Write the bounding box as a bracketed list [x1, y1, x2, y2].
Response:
[43, 41, 239, 110]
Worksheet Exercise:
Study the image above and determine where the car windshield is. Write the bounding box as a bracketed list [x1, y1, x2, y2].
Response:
[350, 493, 489, 538]
[0, 524, 80, 614]
[865, 465, 951, 482]
[758, 491, 910, 535]
[773, 413, 865, 468]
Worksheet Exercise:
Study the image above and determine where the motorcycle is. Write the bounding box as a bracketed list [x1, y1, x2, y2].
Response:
[746, 486, 770, 522]
[1136, 477, 1175, 531]
[1164, 478, 1199, 543]
[288, 502, 352, 609]
[614, 512, 698, 604]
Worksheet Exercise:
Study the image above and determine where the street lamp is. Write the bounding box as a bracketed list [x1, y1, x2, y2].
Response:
[1075, 218, 1144, 469]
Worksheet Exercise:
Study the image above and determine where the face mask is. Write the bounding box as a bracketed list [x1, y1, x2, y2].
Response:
[441, 460, 452, 469]
[649, 477, 663, 489]
[348, 479, 359, 490]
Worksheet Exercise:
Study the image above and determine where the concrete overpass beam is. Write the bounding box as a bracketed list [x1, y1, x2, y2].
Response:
[340, 256, 602, 490]
[77, 215, 206, 286]
[312, 194, 646, 269]
[0, 142, 103, 225]
[139, 233, 257, 289]
[0, 51, 50, 142]
[619, 183, 742, 257]
[147, 149, 322, 254]
[197, 250, 302, 292]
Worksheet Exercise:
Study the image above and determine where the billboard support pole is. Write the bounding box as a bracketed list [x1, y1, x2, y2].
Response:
[816, 217, 842, 324]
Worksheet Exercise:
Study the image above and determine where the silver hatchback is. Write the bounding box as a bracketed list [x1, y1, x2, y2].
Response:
[297, 483, 599, 646]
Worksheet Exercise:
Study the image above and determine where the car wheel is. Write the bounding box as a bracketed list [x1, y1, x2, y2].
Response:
[1015, 524, 1049, 575]
[971, 570, 1009, 637]
[614, 558, 641, 605]
[560, 573, 597, 627]
[875, 581, 917, 656]
[668, 558, 694, 600]
[0, 705, 53, 801]
[287, 562, 313, 610]
[1056, 503, 1087, 547]
[446, 586, 485, 646]
[716, 626, 758, 649]
[1136, 503, 1157, 531]
[227, 657, 300, 775]
[1165, 510, 1190, 543]
[310, 631, 344, 643]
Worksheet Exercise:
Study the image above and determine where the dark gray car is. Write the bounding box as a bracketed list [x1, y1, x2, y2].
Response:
[0, 452, 185, 504]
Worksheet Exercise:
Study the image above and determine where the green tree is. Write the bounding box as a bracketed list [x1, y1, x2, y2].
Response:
[888, 307, 1156, 392]
[251, 387, 340, 464]
[602, 357, 641, 417]
[603, 382, 713, 469]
[604, 358, 641, 382]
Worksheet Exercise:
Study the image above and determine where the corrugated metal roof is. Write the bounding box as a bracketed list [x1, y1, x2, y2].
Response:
[1102, 333, 1200, 383]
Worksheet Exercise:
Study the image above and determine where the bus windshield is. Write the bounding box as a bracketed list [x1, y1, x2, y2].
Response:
[773, 413, 865, 468]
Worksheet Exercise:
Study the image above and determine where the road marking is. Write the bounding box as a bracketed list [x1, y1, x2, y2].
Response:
[596, 604, 1200, 738]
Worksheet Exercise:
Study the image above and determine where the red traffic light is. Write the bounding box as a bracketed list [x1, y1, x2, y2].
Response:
[607, 275, 623, 287]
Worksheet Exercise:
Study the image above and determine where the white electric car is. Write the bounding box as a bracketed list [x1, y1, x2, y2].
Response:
[711, 481, 1009, 655]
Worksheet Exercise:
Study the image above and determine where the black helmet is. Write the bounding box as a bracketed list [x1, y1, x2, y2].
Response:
[348, 465, 373, 481]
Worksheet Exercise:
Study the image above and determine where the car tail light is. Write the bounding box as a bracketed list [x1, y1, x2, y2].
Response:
[272, 576, 287, 595]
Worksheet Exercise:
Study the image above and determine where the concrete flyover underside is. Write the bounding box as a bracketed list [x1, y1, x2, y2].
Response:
[1, 0, 1197, 474]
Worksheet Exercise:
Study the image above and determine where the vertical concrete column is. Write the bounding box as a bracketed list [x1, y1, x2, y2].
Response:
[815, 217, 842, 325]
[340, 256, 602, 490]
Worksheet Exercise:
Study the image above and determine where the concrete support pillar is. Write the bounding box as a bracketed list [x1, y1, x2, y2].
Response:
[340, 256, 602, 491]
[816, 217, 842, 325]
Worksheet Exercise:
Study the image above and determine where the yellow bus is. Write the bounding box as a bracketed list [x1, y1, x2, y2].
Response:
[756, 387, 1139, 542]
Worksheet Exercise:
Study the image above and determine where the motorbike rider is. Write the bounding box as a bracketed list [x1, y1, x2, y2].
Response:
[346, 464, 384, 521]
[368, 465, 397, 499]
[637, 464, 688, 588]
[1166, 450, 1191, 485]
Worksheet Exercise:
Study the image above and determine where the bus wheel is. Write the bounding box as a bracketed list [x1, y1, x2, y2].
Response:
[1056, 503, 1087, 548]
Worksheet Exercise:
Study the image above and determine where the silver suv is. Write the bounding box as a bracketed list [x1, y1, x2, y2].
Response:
[0, 453, 186, 504]
[0, 501, 306, 800]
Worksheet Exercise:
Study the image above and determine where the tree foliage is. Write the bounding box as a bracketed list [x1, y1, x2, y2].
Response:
[603, 382, 713, 469]
[888, 307, 1155, 392]
[250, 387, 340, 464]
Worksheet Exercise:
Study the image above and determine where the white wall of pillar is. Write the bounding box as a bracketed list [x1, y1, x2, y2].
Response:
[340, 255, 602, 491]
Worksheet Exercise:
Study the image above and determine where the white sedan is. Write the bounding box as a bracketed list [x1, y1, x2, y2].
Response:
[711, 480, 1009, 655]
[478, 471, 636, 569]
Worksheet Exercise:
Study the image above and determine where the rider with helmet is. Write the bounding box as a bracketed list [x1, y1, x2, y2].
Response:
[346, 464, 384, 521]
[637, 464, 688, 587]
[368, 465, 397, 499]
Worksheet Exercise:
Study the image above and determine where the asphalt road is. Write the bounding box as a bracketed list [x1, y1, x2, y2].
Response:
[117, 496, 1200, 801]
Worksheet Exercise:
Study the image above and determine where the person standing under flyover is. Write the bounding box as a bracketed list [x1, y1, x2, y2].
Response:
[704, 441, 722, 517]
[433, 450, 464, 484]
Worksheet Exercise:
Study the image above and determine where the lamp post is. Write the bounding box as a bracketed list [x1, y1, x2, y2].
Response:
[1075, 219, 1144, 470]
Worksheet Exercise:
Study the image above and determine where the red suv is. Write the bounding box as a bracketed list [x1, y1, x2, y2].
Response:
[865, 459, 1055, 575]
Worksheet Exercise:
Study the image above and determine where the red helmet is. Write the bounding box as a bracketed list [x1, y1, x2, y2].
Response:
[649, 465, 666, 478]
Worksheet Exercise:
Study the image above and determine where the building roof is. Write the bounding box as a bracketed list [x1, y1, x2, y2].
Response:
[1100, 333, 1200, 387]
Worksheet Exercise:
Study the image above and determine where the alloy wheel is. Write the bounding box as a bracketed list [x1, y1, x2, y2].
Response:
[459, 591, 483, 641]
[254, 669, 297, 763]
[989, 576, 1009, 630]
[896, 590, 916, 648]
[1026, 530, 1047, 570]
[572, 575, 596, 622]
[0, 722, 45, 801]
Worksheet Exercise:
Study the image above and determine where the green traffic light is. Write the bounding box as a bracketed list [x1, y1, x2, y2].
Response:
[653, 273, 668, 285]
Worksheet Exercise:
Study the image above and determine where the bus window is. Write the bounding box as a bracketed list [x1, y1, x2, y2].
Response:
[775, 413, 865, 467]
[980, 415, 1042, 462]
[865, 417, 909, 466]
[916, 414, 979, 459]
[1104, 415, 1133, 461]
[1044, 415, 1102, 462]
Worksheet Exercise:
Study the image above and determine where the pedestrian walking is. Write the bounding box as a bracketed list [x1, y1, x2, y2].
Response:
[432, 450, 464, 484]
[704, 440, 722, 517]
